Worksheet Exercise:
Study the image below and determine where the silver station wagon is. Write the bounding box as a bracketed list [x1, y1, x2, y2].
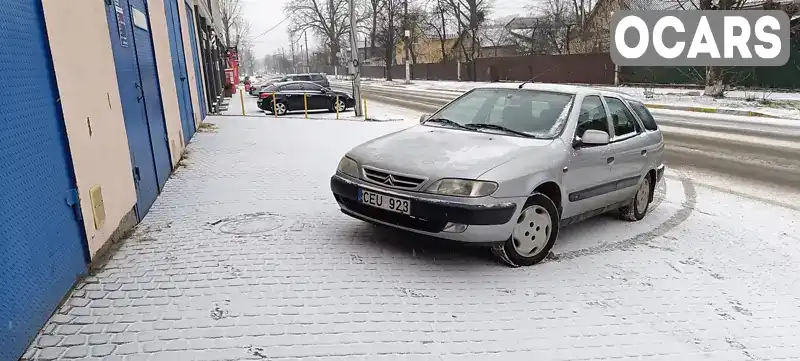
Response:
[330, 83, 665, 267]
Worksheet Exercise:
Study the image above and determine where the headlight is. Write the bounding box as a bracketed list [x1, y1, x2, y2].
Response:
[336, 156, 359, 178]
[425, 179, 498, 197]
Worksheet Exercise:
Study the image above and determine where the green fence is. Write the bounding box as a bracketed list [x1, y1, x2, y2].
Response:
[621, 40, 800, 89]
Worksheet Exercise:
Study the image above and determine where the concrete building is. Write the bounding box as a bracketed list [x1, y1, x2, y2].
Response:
[0, 1, 226, 359]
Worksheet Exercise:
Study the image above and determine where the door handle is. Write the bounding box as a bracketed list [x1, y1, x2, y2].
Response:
[641, 149, 647, 156]
[607, 157, 615, 164]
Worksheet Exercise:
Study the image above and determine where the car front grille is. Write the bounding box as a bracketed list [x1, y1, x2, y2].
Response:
[362, 167, 426, 190]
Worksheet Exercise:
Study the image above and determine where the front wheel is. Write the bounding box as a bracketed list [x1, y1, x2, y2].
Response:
[492, 192, 560, 267]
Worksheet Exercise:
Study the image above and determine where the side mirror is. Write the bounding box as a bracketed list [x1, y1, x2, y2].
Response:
[575, 129, 610, 147]
[419, 113, 430, 123]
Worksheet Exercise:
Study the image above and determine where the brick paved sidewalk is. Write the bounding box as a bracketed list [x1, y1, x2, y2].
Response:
[22, 115, 800, 361]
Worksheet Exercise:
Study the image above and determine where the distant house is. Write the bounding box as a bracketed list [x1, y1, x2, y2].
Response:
[477, 25, 519, 58]
[505, 16, 577, 55]
[395, 26, 518, 64]
[357, 45, 387, 66]
[396, 36, 460, 64]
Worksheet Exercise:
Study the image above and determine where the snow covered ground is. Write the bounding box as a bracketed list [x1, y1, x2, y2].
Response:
[27, 100, 800, 360]
[344, 77, 800, 119]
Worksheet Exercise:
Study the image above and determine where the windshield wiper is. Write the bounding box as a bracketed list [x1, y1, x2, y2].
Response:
[464, 123, 535, 138]
[424, 117, 474, 131]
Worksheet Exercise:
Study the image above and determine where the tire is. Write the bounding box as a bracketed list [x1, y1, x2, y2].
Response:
[272, 101, 288, 116]
[619, 174, 652, 222]
[330, 98, 347, 113]
[491, 192, 560, 267]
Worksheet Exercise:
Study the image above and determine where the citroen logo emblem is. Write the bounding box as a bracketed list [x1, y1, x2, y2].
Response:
[382, 175, 395, 185]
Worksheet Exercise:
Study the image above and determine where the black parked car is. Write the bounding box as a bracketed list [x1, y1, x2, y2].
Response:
[257, 81, 355, 115]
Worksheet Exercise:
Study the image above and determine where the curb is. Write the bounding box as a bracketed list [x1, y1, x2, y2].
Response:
[643, 103, 782, 118]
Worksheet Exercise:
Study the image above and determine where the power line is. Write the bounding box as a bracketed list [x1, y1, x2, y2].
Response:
[250, 17, 290, 41]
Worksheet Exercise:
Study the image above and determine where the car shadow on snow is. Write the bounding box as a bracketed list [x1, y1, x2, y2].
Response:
[345, 222, 501, 268]
[342, 210, 665, 268]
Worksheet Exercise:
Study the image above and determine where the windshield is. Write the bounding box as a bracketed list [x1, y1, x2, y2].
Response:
[425, 88, 575, 138]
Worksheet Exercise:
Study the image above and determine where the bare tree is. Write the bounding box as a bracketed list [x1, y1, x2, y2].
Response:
[366, 0, 385, 58]
[375, 0, 404, 79]
[232, 17, 252, 50]
[238, 44, 256, 75]
[285, 0, 367, 66]
[674, 0, 746, 97]
[403, 2, 428, 66]
[539, 0, 577, 54]
[445, 0, 489, 79]
[219, 0, 244, 48]
[266, 52, 294, 73]
[420, 0, 456, 63]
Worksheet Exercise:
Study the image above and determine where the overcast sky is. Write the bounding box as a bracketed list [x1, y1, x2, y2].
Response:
[241, 0, 533, 58]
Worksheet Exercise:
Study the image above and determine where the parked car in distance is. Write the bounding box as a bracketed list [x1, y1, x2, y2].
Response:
[257, 81, 355, 115]
[250, 77, 284, 96]
[330, 83, 665, 267]
[279, 73, 330, 88]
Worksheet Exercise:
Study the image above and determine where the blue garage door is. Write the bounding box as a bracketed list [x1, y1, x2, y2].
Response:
[185, 2, 207, 121]
[0, 1, 89, 359]
[105, 0, 172, 219]
[129, 0, 171, 191]
[164, 0, 196, 144]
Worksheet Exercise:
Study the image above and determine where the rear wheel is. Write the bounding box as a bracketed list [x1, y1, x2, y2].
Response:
[331, 98, 347, 113]
[492, 192, 560, 267]
[272, 101, 288, 116]
[619, 175, 652, 221]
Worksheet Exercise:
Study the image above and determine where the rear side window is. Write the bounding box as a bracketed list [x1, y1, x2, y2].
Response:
[310, 74, 324, 81]
[629, 101, 658, 130]
[604, 97, 640, 137]
[294, 75, 312, 81]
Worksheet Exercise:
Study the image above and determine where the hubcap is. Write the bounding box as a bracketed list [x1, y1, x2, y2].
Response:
[512, 205, 552, 257]
[335, 101, 345, 111]
[636, 177, 650, 210]
[275, 103, 286, 114]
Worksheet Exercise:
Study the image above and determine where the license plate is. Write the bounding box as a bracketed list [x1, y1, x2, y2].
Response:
[358, 189, 411, 215]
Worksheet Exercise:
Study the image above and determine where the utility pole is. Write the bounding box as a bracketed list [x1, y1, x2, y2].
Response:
[289, 33, 297, 73]
[280, 48, 287, 74]
[304, 31, 310, 73]
[403, 0, 411, 84]
[349, 0, 362, 116]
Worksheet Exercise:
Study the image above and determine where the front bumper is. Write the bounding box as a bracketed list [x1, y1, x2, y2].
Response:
[330, 174, 521, 243]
